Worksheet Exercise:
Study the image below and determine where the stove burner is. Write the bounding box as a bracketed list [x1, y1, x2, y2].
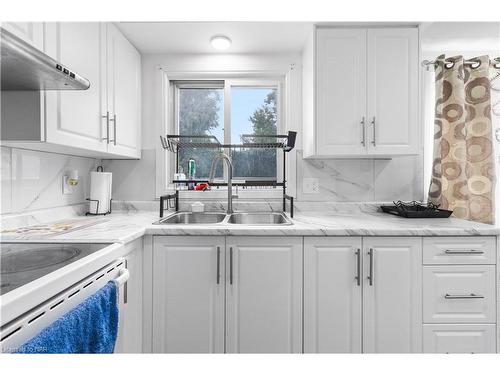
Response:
[1, 247, 82, 274]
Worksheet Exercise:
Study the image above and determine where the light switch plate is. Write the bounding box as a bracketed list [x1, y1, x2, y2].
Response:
[303, 178, 319, 194]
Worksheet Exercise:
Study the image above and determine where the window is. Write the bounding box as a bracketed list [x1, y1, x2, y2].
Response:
[172, 79, 281, 181]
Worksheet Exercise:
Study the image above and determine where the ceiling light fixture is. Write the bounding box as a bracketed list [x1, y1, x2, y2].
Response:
[210, 35, 231, 50]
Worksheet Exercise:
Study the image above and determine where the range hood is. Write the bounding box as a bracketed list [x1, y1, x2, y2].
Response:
[1, 28, 90, 90]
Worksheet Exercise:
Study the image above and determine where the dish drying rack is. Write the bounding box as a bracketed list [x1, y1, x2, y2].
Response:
[159, 131, 297, 217]
[0, 259, 129, 353]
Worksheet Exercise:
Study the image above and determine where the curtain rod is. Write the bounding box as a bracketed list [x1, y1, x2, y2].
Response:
[421, 57, 500, 70]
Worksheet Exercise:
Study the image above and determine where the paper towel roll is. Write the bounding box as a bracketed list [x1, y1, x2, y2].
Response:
[89, 171, 112, 214]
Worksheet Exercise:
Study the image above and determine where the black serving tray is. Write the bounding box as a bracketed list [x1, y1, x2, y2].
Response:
[380, 205, 453, 218]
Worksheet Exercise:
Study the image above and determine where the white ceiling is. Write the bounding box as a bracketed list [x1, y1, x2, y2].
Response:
[116, 22, 313, 55]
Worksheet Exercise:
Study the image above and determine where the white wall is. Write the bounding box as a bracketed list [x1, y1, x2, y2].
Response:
[105, 23, 500, 204]
[104, 50, 425, 203]
[103, 52, 301, 201]
[1, 146, 99, 214]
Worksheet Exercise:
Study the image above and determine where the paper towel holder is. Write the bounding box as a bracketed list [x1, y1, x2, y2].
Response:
[86, 198, 113, 216]
[86, 165, 112, 216]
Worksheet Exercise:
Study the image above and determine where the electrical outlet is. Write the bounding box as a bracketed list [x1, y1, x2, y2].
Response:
[62, 176, 74, 195]
[303, 178, 320, 194]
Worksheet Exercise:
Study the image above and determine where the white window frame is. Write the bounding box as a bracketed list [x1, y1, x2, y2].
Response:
[156, 71, 287, 198]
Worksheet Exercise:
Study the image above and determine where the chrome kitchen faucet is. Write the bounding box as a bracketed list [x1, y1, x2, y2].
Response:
[208, 152, 237, 214]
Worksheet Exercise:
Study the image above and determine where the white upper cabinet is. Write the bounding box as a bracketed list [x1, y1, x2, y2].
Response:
[45, 22, 108, 154]
[315, 29, 367, 156]
[303, 26, 419, 158]
[1, 22, 44, 50]
[366, 28, 418, 155]
[106, 23, 141, 158]
[0, 22, 141, 159]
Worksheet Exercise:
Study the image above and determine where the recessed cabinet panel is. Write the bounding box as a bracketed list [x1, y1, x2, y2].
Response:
[423, 237, 496, 265]
[362, 237, 422, 353]
[304, 26, 419, 157]
[152, 236, 225, 353]
[316, 28, 367, 156]
[423, 324, 496, 353]
[114, 239, 143, 353]
[106, 23, 141, 158]
[367, 28, 418, 154]
[45, 22, 108, 153]
[304, 237, 362, 353]
[225, 237, 302, 353]
[423, 265, 496, 323]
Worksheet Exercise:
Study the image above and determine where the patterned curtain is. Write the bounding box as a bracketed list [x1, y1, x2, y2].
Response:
[428, 55, 495, 224]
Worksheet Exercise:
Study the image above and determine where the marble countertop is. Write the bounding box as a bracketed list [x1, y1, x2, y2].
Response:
[1, 209, 499, 244]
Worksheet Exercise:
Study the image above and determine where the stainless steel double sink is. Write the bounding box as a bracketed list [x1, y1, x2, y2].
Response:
[154, 212, 292, 225]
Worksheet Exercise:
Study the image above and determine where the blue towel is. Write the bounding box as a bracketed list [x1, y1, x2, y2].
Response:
[16, 281, 119, 354]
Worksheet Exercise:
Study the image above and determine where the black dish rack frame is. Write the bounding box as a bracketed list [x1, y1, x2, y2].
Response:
[159, 131, 297, 218]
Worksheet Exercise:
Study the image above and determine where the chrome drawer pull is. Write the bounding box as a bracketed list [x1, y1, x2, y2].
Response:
[444, 293, 484, 299]
[444, 250, 485, 255]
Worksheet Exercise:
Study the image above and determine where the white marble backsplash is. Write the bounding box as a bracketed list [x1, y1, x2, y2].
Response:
[101, 149, 424, 204]
[1, 147, 99, 215]
[296, 150, 424, 202]
[0, 202, 89, 231]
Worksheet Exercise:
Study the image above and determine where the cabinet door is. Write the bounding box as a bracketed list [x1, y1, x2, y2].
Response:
[115, 239, 143, 353]
[304, 237, 362, 353]
[363, 237, 422, 353]
[1, 22, 44, 50]
[44, 22, 108, 153]
[366, 28, 418, 155]
[315, 28, 367, 156]
[423, 324, 496, 353]
[106, 23, 141, 158]
[226, 237, 302, 353]
[152, 236, 225, 353]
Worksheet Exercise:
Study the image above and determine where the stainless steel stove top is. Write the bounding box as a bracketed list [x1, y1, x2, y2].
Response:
[0, 243, 110, 295]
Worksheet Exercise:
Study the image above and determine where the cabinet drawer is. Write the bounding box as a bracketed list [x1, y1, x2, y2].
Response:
[423, 265, 496, 323]
[423, 324, 496, 353]
[423, 237, 496, 265]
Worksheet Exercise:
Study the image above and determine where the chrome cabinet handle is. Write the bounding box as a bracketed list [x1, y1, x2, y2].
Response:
[370, 117, 376, 146]
[444, 293, 484, 299]
[355, 248, 361, 286]
[444, 249, 485, 255]
[216, 246, 221, 285]
[102, 111, 110, 143]
[360, 117, 366, 146]
[229, 247, 233, 285]
[109, 114, 117, 145]
[367, 248, 374, 286]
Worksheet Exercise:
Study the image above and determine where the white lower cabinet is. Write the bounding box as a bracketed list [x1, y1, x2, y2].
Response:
[152, 236, 225, 353]
[225, 237, 302, 353]
[115, 238, 143, 353]
[304, 237, 422, 353]
[151, 236, 302, 353]
[423, 265, 496, 324]
[363, 237, 423, 353]
[149, 235, 496, 353]
[423, 324, 496, 353]
[304, 237, 362, 353]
